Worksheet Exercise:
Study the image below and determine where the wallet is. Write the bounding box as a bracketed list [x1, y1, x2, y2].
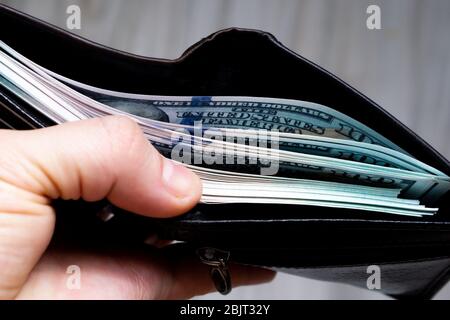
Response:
[1, 4, 450, 299]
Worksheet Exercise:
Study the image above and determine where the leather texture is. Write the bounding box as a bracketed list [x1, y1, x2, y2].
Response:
[1, 4, 450, 299]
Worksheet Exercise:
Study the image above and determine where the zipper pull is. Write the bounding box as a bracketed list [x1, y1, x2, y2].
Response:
[197, 247, 232, 295]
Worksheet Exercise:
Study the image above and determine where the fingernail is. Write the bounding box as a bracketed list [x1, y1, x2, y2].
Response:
[162, 158, 198, 198]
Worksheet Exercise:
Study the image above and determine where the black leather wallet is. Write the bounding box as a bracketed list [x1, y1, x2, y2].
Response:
[1, 4, 450, 299]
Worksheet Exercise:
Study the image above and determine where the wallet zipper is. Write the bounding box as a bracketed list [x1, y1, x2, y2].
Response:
[196, 247, 232, 295]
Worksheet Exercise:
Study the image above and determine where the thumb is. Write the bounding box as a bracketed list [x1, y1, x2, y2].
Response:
[0, 115, 201, 298]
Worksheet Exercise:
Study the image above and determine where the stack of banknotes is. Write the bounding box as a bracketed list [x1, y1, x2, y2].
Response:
[0, 40, 449, 217]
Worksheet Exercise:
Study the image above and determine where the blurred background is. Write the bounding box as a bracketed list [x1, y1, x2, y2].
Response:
[2, 0, 449, 299]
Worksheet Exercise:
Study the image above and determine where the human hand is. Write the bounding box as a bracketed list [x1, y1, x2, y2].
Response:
[0, 116, 274, 299]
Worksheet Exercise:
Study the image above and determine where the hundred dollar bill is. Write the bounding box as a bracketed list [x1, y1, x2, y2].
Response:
[199, 128, 446, 176]
[0, 40, 418, 163]
[0, 51, 448, 206]
[192, 165, 437, 217]
[2, 74, 435, 217]
[0, 44, 403, 154]
[67, 86, 407, 152]
[30, 64, 442, 177]
[162, 129, 450, 203]
[0, 41, 448, 211]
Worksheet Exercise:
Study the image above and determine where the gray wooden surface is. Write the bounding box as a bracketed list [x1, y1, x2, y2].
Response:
[2, 0, 450, 299]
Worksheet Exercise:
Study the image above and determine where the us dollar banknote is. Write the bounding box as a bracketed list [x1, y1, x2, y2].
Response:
[77, 88, 406, 152]
[0, 40, 448, 215]
[0, 53, 448, 205]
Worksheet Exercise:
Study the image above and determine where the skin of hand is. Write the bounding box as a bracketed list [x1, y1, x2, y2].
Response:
[0, 115, 275, 299]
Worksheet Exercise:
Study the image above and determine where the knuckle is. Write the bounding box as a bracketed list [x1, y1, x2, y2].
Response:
[98, 115, 144, 157]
